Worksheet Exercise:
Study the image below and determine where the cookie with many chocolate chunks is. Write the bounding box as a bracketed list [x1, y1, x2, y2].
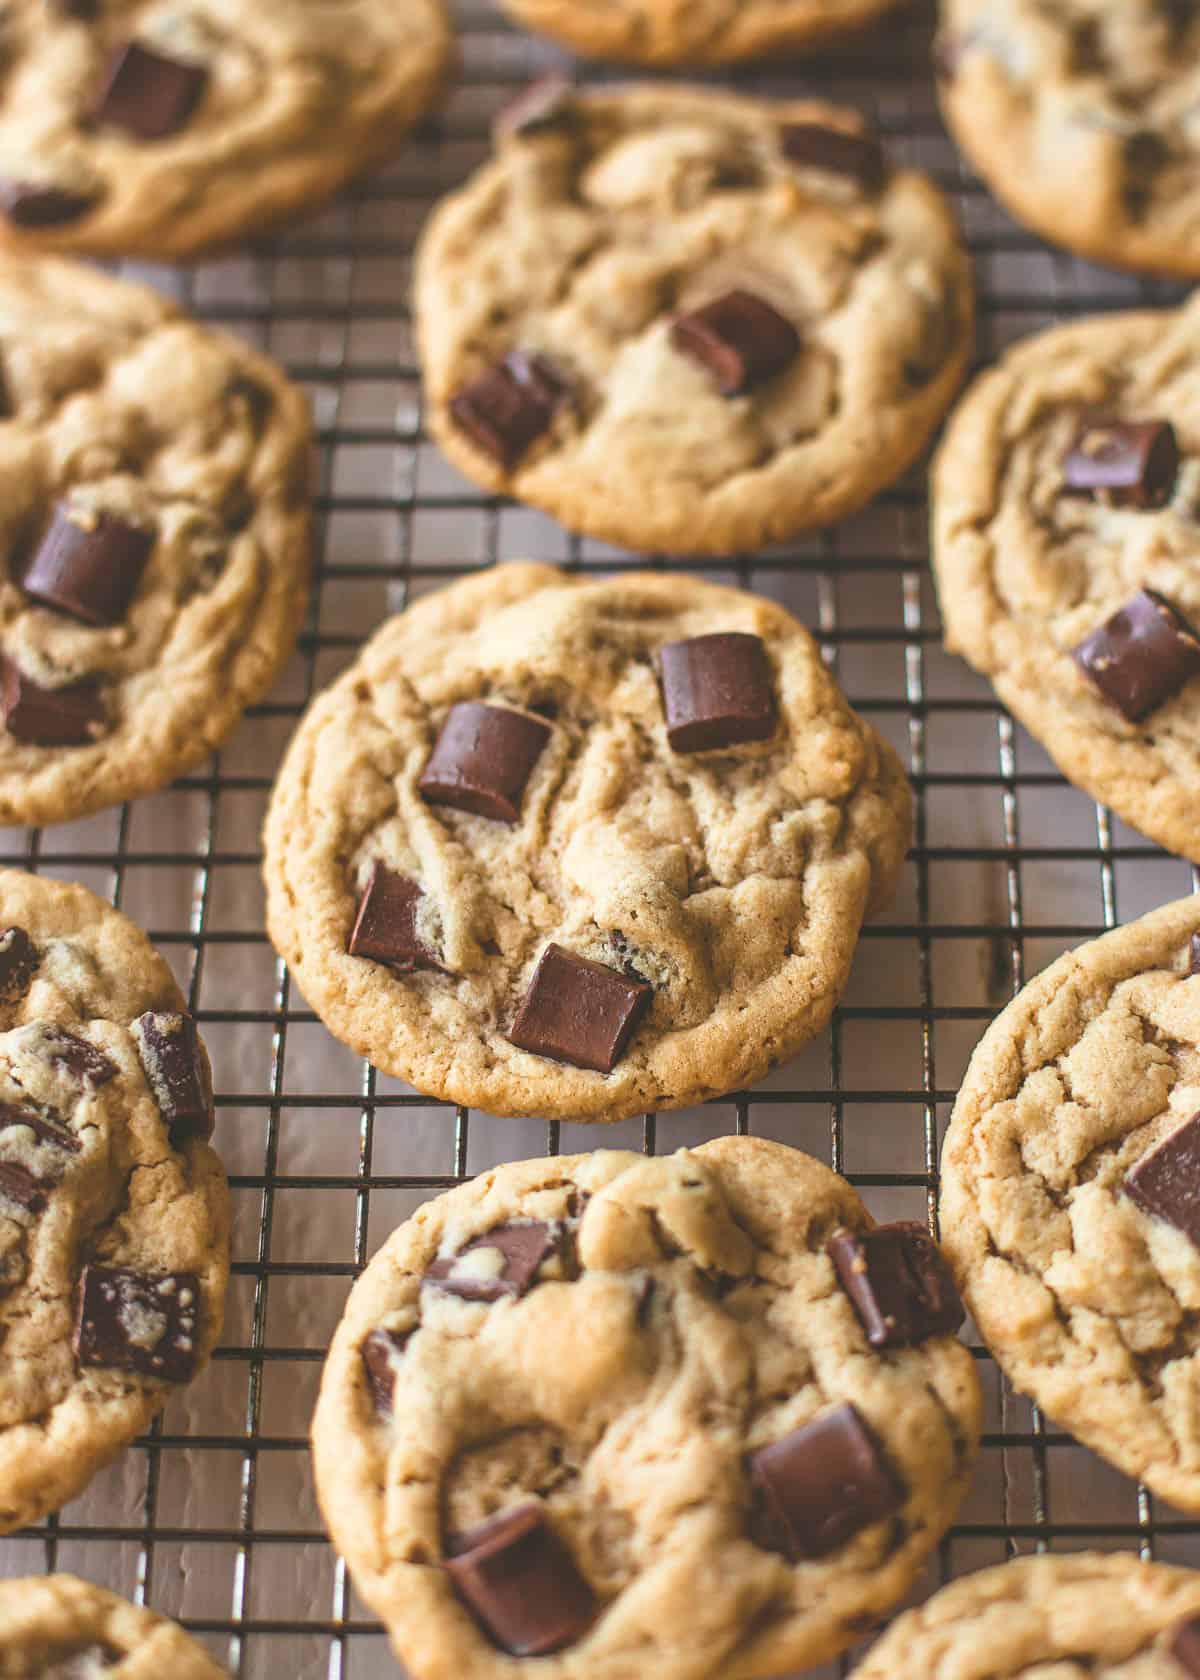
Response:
[0, 252, 312, 827]
[0, 869, 227, 1534]
[416, 84, 973, 556]
[312, 1137, 980, 1680]
[941, 894, 1200, 1511]
[0, 1572, 229, 1677]
[262, 563, 912, 1124]
[932, 297, 1200, 862]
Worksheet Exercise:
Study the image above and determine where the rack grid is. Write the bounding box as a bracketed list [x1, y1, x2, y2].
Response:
[2, 2, 1199, 1675]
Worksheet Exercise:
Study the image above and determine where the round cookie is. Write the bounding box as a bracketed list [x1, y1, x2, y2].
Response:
[415, 83, 973, 557]
[932, 296, 1200, 863]
[262, 562, 912, 1124]
[0, 0, 452, 261]
[856, 1553, 1200, 1679]
[0, 1573, 227, 1677]
[0, 252, 312, 828]
[0, 869, 229, 1534]
[312, 1137, 981, 1680]
[941, 894, 1200, 1512]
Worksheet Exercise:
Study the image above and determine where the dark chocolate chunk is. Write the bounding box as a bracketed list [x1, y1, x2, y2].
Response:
[1171, 1616, 1200, 1676]
[781, 123, 886, 190]
[496, 73, 575, 138]
[508, 945, 652, 1074]
[0, 1160, 46, 1212]
[419, 701, 551, 823]
[1073, 589, 1200, 723]
[0, 179, 99, 227]
[449, 351, 570, 470]
[425, 1220, 562, 1303]
[0, 1098, 81, 1212]
[22, 504, 154, 626]
[658, 632, 777, 752]
[0, 1102, 80, 1153]
[0, 656, 105, 746]
[133, 1011, 213, 1144]
[1062, 417, 1179, 507]
[445, 1502, 596, 1656]
[94, 41, 209, 141]
[1125, 1112, 1200, 1248]
[749, 1402, 904, 1560]
[361, 1327, 411, 1415]
[1191, 931, 1200, 975]
[0, 925, 37, 1000]
[44, 1029, 117, 1087]
[827, 1221, 964, 1348]
[75, 1263, 202, 1382]
[670, 290, 800, 396]
[347, 861, 440, 972]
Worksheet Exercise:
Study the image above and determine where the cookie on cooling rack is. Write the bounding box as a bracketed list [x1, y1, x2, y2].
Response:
[312, 1137, 980, 1680]
[262, 562, 912, 1124]
[856, 1553, 1200, 1679]
[937, 0, 1200, 277]
[0, 1573, 228, 1677]
[0, 252, 312, 828]
[0, 868, 228, 1534]
[415, 82, 973, 556]
[0, 0, 452, 261]
[932, 295, 1200, 862]
[942, 894, 1200, 1511]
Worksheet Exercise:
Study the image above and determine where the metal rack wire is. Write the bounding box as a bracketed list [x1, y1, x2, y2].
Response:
[2, 1, 1199, 1674]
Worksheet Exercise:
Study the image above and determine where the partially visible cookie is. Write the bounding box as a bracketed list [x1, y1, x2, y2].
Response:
[0, 1574, 227, 1678]
[416, 83, 973, 556]
[0, 0, 453, 261]
[856, 1553, 1200, 1678]
[312, 1137, 981, 1680]
[0, 869, 229, 1534]
[497, 0, 903, 64]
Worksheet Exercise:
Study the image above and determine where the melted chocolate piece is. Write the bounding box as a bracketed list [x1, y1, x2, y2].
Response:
[1063, 417, 1179, 507]
[0, 925, 37, 1000]
[445, 1502, 596, 1656]
[425, 1220, 561, 1303]
[671, 290, 800, 396]
[781, 123, 885, 189]
[347, 862, 440, 972]
[94, 41, 209, 141]
[361, 1327, 411, 1414]
[449, 351, 570, 469]
[44, 1029, 117, 1087]
[750, 1402, 904, 1560]
[0, 180, 98, 227]
[0, 656, 105, 746]
[0, 1160, 45, 1212]
[0, 1101, 81, 1210]
[658, 632, 777, 752]
[75, 1263, 202, 1382]
[827, 1222, 964, 1348]
[0, 1103, 80, 1153]
[419, 702, 551, 823]
[1171, 1616, 1200, 1676]
[22, 505, 154, 626]
[133, 1011, 213, 1144]
[508, 945, 652, 1074]
[496, 73, 575, 138]
[1125, 1112, 1200, 1247]
[1073, 589, 1200, 723]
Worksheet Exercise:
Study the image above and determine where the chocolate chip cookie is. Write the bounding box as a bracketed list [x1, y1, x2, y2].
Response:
[0, 1573, 227, 1677]
[416, 83, 973, 556]
[0, 868, 228, 1534]
[0, 252, 312, 827]
[941, 893, 1200, 1511]
[937, 0, 1200, 276]
[312, 1137, 980, 1680]
[262, 563, 912, 1124]
[857, 1553, 1200, 1679]
[0, 0, 452, 261]
[932, 296, 1200, 862]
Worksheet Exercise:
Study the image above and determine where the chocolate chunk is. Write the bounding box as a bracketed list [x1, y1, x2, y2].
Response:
[425, 1220, 562, 1302]
[496, 73, 574, 138]
[750, 1402, 904, 1560]
[1191, 932, 1200, 975]
[44, 1029, 117, 1087]
[0, 656, 105, 747]
[449, 351, 570, 470]
[75, 1264, 201, 1382]
[22, 505, 154, 626]
[361, 1327, 411, 1415]
[1063, 417, 1178, 507]
[658, 632, 777, 752]
[0, 926, 37, 1001]
[419, 702, 551, 823]
[508, 945, 652, 1075]
[781, 123, 886, 190]
[445, 1502, 596, 1656]
[0, 1102, 80, 1154]
[0, 1099, 81, 1213]
[1171, 1616, 1200, 1676]
[827, 1222, 964, 1348]
[347, 862, 440, 973]
[1125, 1112, 1200, 1247]
[0, 180, 98, 227]
[1073, 589, 1200, 723]
[0, 1161, 46, 1212]
[133, 1011, 213, 1145]
[94, 41, 209, 141]
[671, 291, 800, 396]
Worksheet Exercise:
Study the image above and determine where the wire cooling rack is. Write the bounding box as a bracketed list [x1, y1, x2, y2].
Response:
[2, 1, 1200, 1674]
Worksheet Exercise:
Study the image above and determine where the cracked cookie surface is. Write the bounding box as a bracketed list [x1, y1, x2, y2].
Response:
[941, 894, 1200, 1511]
[0, 869, 228, 1534]
[415, 84, 973, 556]
[311, 1137, 981, 1680]
[262, 563, 912, 1124]
[0, 1573, 227, 1678]
[932, 297, 1200, 862]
